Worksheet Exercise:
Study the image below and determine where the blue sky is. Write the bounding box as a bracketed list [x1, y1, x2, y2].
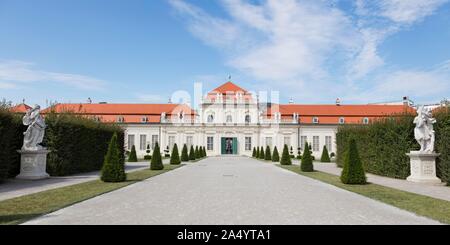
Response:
[1, 0, 449, 107]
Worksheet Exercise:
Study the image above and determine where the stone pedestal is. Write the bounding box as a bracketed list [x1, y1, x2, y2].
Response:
[16, 149, 50, 180]
[406, 152, 441, 184]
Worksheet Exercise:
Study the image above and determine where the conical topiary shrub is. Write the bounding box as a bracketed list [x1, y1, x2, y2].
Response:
[301, 142, 314, 172]
[150, 142, 164, 170]
[101, 133, 126, 182]
[259, 146, 265, 159]
[144, 144, 151, 160]
[128, 145, 138, 162]
[272, 146, 280, 162]
[170, 143, 181, 165]
[201, 146, 205, 158]
[280, 144, 292, 165]
[297, 148, 302, 160]
[265, 145, 271, 160]
[189, 145, 196, 161]
[256, 147, 260, 158]
[195, 146, 200, 159]
[203, 147, 207, 157]
[252, 147, 256, 157]
[320, 145, 331, 162]
[341, 138, 367, 185]
[181, 144, 189, 162]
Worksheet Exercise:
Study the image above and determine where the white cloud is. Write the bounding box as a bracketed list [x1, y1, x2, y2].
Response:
[378, 0, 448, 24]
[0, 60, 106, 90]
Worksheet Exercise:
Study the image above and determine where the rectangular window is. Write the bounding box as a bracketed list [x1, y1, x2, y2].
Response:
[245, 137, 252, 151]
[139, 135, 146, 151]
[265, 137, 272, 148]
[300, 136, 307, 150]
[127, 134, 135, 150]
[284, 136, 291, 148]
[313, 136, 320, 152]
[151, 135, 159, 150]
[186, 136, 193, 148]
[168, 136, 175, 151]
[325, 136, 332, 152]
[207, 136, 214, 151]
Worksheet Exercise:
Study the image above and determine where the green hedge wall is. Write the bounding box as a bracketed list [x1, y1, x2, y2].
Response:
[336, 111, 450, 185]
[0, 109, 124, 180]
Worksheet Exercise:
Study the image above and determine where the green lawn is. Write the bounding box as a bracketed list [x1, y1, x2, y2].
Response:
[0, 164, 182, 225]
[278, 164, 450, 224]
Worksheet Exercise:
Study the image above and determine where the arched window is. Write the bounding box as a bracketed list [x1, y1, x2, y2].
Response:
[207, 114, 214, 123]
[117, 116, 125, 123]
[245, 115, 251, 123]
[339, 117, 345, 124]
[363, 117, 369, 124]
[312, 117, 319, 124]
[226, 115, 233, 123]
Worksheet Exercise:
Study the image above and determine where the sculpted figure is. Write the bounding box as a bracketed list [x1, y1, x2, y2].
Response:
[22, 105, 46, 151]
[413, 106, 436, 153]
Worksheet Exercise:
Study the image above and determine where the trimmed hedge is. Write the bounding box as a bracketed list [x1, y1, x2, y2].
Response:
[181, 144, 189, 162]
[101, 133, 126, 182]
[0, 109, 125, 180]
[150, 142, 163, 170]
[265, 146, 271, 160]
[128, 145, 138, 162]
[259, 146, 265, 159]
[340, 138, 366, 185]
[336, 111, 450, 185]
[252, 147, 256, 157]
[301, 142, 314, 172]
[320, 145, 331, 163]
[170, 143, 181, 165]
[280, 144, 292, 165]
[272, 146, 280, 162]
[256, 147, 260, 158]
[189, 145, 196, 161]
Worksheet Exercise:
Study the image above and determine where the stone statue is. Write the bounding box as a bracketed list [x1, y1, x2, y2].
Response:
[22, 105, 46, 151]
[413, 106, 436, 153]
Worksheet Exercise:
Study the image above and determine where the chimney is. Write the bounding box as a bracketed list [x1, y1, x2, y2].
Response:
[403, 96, 409, 106]
[336, 98, 341, 106]
[289, 98, 294, 104]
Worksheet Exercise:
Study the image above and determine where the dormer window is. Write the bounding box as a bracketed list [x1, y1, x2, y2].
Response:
[339, 117, 345, 124]
[117, 116, 125, 123]
[312, 117, 319, 124]
[245, 115, 251, 123]
[226, 115, 233, 123]
[141, 116, 148, 123]
[363, 117, 369, 124]
[207, 114, 214, 123]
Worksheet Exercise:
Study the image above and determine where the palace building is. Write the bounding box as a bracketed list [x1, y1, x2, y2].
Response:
[16, 81, 413, 158]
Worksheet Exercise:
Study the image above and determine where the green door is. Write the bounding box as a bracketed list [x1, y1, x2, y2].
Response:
[221, 138, 226, 155]
[232, 138, 238, 155]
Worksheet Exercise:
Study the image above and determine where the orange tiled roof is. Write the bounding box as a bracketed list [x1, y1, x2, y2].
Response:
[209, 81, 248, 94]
[10, 103, 32, 113]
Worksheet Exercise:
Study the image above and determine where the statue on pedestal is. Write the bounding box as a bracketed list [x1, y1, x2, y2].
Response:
[413, 106, 436, 153]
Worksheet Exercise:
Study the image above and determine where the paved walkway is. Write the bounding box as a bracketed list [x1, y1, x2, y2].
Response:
[25, 156, 439, 225]
[0, 160, 167, 201]
[308, 162, 450, 202]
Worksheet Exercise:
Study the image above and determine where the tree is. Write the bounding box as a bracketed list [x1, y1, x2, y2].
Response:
[203, 146, 207, 157]
[195, 146, 200, 159]
[290, 146, 295, 158]
[256, 147, 260, 158]
[340, 138, 366, 185]
[259, 146, 265, 159]
[301, 142, 314, 172]
[189, 145, 196, 161]
[272, 146, 280, 162]
[128, 145, 138, 162]
[252, 147, 256, 157]
[170, 143, 181, 165]
[280, 144, 292, 165]
[181, 144, 189, 162]
[320, 145, 331, 162]
[265, 145, 272, 160]
[101, 133, 126, 182]
[150, 142, 163, 170]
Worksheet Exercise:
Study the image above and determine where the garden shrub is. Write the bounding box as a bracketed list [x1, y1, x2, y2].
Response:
[280, 144, 292, 165]
[150, 142, 163, 170]
[265, 146, 271, 160]
[143, 144, 151, 160]
[128, 145, 138, 162]
[0, 107, 25, 181]
[259, 146, 265, 159]
[181, 144, 189, 162]
[252, 147, 256, 157]
[189, 145, 196, 160]
[340, 138, 366, 185]
[320, 145, 331, 162]
[195, 146, 200, 159]
[170, 143, 181, 165]
[272, 146, 280, 162]
[301, 142, 314, 172]
[101, 133, 126, 182]
[256, 147, 260, 158]
[434, 107, 450, 185]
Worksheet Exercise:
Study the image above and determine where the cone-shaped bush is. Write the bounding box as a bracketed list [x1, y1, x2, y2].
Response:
[128, 145, 138, 162]
[320, 145, 331, 162]
[340, 138, 366, 185]
[272, 146, 280, 162]
[150, 142, 164, 170]
[195, 146, 200, 159]
[203, 147, 207, 157]
[252, 147, 256, 157]
[201, 146, 205, 158]
[189, 145, 196, 160]
[297, 149, 302, 159]
[256, 147, 260, 158]
[280, 144, 292, 165]
[265, 146, 272, 160]
[170, 143, 181, 165]
[181, 144, 189, 162]
[259, 146, 265, 159]
[101, 133, 126, 182]
[301, 142, 314, 172]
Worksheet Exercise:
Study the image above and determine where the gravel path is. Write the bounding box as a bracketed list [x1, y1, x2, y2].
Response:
[24, 157, 440, 225]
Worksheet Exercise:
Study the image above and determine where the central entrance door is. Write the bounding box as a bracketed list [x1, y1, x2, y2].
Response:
[221, 137, 238, 155]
